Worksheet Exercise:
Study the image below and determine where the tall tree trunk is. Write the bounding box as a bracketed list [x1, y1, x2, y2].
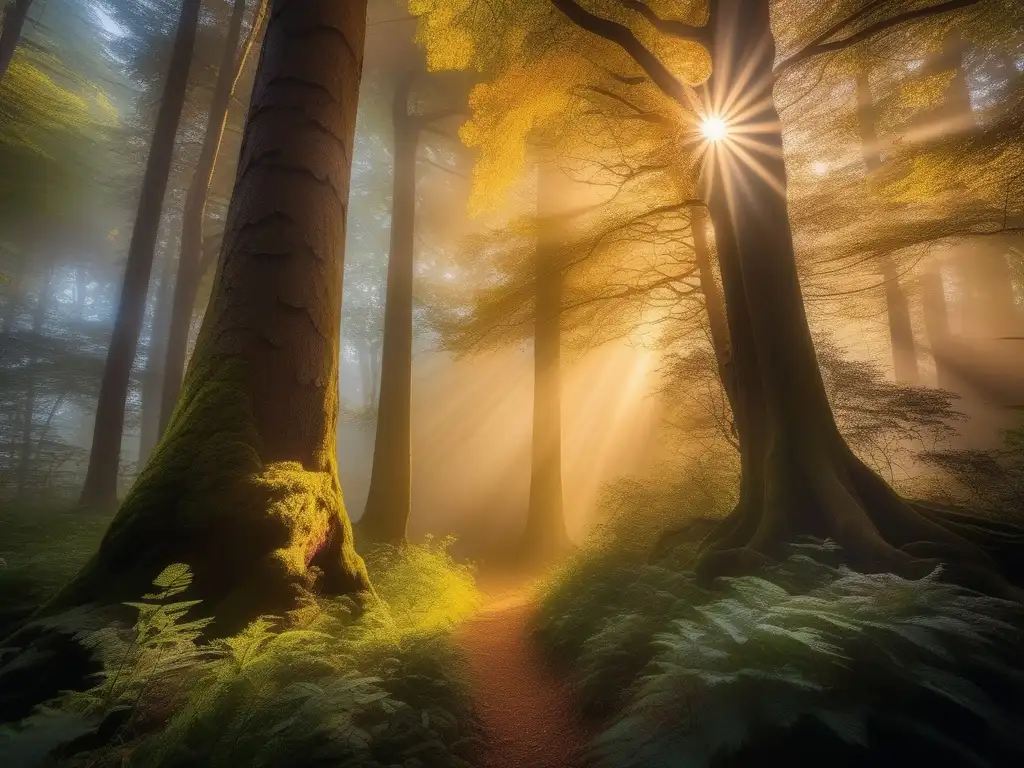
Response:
[855, 71, 882, 173]
[370, 335, 382, 403]
[880, 256, 920, 384]
[360, 78, 418, 546]
[696, 0, 1000, 585]
[920, 267, 956, 390]
[48, 0, 370, 625]
[691, 204, 738, 419]
[359, 340, 374, 409]
[522, 160, 569, 560]
[856, 71, 920, 384]
[74, 267, 87, 319]
[957, 240, 1021, 339]
[78, 0, 202, 510]
[0, 0, 32, 83]
[139, 246, 177, 465]
[15, 268, 51, 497]
[159, 0, 259, 436]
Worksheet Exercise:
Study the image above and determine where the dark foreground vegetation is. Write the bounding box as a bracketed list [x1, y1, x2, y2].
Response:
[0, 527, 481, 768]
[537, 530, 1024, 767]
[2, 0, 1024, 766]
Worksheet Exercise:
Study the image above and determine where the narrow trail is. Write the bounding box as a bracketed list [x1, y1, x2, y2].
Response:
[456, 588, 591, 768]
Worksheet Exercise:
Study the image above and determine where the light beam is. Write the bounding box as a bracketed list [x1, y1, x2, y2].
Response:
[701, 116, 728, 142]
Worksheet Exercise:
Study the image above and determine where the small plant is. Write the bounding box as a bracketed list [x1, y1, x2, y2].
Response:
[0, 541, 482, 768]
[536, 540, 1024, 768]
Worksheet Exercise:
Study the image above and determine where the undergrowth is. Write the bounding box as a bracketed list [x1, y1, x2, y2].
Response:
[535, 540, 1024, 768]
[0, 537, 482, 768]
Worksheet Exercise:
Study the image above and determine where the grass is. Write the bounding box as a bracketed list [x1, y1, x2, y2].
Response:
[534, 538, 1024, 768]
[0, 537, 483, 768]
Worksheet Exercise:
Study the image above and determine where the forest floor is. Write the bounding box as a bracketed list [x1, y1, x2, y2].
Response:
[456, 582, 591, 768]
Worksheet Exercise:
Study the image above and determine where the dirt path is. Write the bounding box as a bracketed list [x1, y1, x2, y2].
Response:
[456, 588, 590, 768]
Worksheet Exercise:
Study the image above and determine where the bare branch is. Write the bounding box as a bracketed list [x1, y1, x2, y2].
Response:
[551, 0, 696, 112]
[617, 0, 708, 43]
[583, 85, 670, 124]
[419, 155, 468, 179]
[415, 107, 465, 127]
[775, 0, 983, 77]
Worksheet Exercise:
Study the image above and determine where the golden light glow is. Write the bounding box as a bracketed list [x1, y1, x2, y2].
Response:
[701, 116, 728, 142]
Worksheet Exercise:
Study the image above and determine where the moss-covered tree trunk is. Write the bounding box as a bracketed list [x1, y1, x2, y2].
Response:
[0, 0, 32, 83]
[51, 0, 370, 624]
[696, 0, 1010, 589]
[78, 0, 202, 510]
[522, 161, 570, 561]
[159, 0, 260, 437]
[360, 77, 418, 547]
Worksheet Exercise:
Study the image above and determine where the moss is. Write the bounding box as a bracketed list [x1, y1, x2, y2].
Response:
[48, 347, 369, 630]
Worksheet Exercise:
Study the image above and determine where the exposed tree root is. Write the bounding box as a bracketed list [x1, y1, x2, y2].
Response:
[651, 446, 1024, 602]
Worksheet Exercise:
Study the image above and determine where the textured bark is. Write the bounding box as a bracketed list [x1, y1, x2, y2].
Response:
[0, 0, 32, 83]
[694, 0, 1010, 588]
[159, 0, 253, 436]
[15, 269, 51, 497]
[78, 0, 202, 509]
[880, 256, 920, 384]
[360, 78, 418, 546]
[522, 161, 569, 560]
[692, 204, 738, 417]
[50, 0, 371, 625]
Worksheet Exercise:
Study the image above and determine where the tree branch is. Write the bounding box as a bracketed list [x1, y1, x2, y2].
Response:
[551, 0, 694, 111]
[775, 0, 983, 77]
[419, 155, 468, 179]
[617, 0, 708, 43]
[583, 85, 670, 123]
[414, 107, 465, 128]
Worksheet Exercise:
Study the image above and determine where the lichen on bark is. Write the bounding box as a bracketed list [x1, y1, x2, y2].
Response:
[50, 350, 369, 631]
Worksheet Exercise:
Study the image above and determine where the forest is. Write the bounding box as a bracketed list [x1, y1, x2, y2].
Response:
[0, 0, 1023, 766]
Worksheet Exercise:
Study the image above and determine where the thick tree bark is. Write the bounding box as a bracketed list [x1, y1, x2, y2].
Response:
[139, 249, 176, 465]
[521, 160, 570, 560]
[695, 0, 1007, 587]
[78, 0, 202, 510]
[49, 0, 371, 625]
[359, 78, 418, 546]
[0, 0, 32, 83]
[691, 204, 738, 418]
[159, 0, 253, 436]
[15, 268, 51, 497]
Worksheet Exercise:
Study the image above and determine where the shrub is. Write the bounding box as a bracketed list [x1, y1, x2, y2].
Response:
[0, 539, 482, 768]
[535, 540, 1024, 768]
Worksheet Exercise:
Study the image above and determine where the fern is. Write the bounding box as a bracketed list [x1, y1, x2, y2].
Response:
[4, 547, 482, 767]
[537, 540, 1024, 768]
